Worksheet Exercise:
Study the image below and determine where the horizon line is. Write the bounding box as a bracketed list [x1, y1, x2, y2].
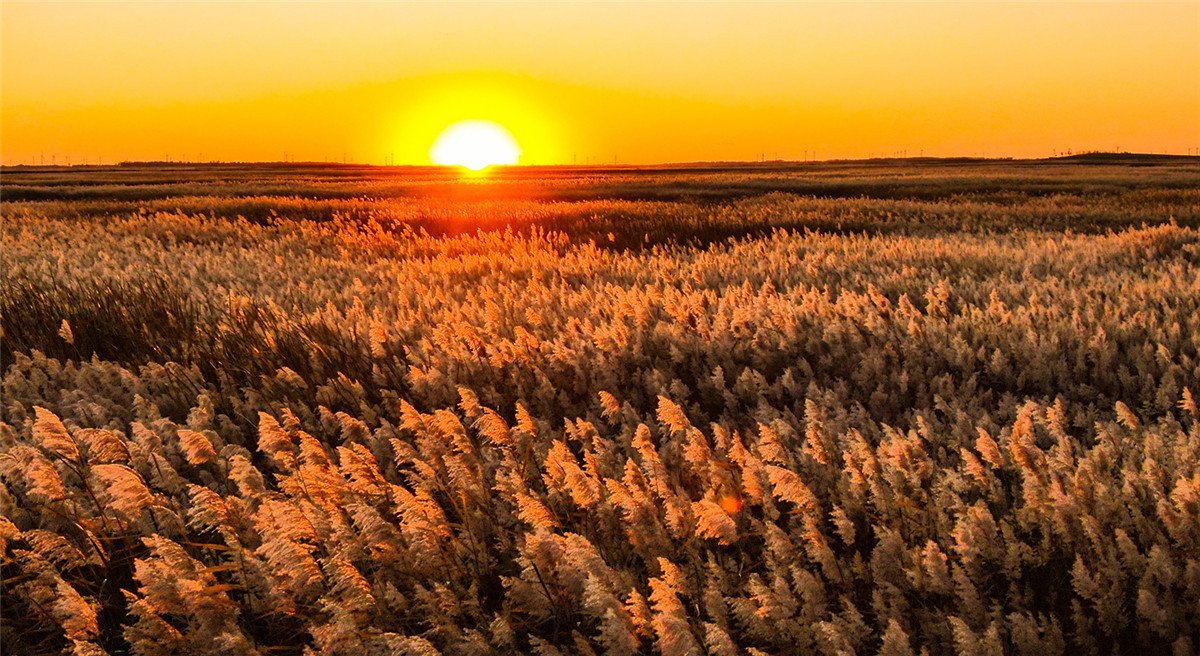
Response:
[4, 151, 1200, 171]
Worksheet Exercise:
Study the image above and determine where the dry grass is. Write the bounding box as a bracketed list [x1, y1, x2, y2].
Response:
[2, 162, 1199, 655]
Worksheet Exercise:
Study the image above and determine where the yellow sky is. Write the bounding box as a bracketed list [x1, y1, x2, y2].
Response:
[2, 2, 1198, 165]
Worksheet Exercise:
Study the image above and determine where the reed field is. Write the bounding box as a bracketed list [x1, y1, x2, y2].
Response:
[2, 158, 1200, 655]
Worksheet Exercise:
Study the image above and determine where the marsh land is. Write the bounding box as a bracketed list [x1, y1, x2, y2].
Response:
[3, 157, 1199, 655]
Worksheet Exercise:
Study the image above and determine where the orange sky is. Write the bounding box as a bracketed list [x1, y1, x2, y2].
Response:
[3, 2, 1198, 165]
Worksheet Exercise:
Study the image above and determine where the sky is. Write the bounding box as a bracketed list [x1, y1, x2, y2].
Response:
[2, 1, 1198, 165]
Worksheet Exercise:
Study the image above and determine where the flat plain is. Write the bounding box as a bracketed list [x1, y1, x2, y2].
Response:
[3, 157, 1199, 655]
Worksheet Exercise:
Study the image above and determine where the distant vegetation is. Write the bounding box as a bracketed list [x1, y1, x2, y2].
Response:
[4, 157, 1200, 205]
[2, 161, 1199, 655]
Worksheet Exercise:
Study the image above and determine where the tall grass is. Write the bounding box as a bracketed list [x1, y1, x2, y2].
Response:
[2, 166, 1199, 655]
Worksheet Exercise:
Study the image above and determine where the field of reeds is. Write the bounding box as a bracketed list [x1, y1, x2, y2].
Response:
[3, 158, 1199, 655]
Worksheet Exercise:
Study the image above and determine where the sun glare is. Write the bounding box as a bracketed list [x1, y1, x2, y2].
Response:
[429, 120, 521, 170]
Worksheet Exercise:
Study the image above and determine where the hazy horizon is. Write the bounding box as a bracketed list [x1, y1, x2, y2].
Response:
[6, 151, 1197, 169]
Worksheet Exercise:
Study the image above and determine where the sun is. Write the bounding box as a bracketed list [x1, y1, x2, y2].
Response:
[429, 120, 521, 170]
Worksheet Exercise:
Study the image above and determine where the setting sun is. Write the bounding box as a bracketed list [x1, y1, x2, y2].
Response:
[429, 120, 521, 170]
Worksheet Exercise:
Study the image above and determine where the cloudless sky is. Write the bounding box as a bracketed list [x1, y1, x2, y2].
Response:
[2, 1, 1198, 164]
